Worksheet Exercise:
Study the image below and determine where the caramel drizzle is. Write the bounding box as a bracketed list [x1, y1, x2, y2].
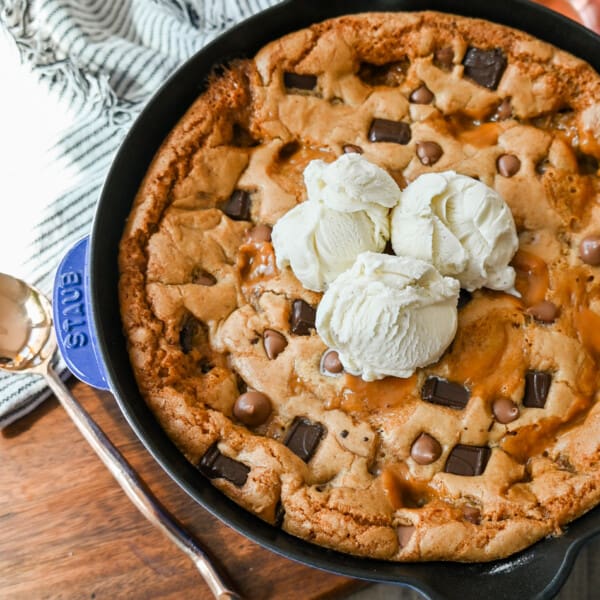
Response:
[512, 249, 549, 307]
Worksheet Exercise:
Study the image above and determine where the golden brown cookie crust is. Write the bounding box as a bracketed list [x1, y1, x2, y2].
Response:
[119, 11, 600, 562]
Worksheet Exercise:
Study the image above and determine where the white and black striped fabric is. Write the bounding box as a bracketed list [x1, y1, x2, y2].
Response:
[0, 0, 281, 428]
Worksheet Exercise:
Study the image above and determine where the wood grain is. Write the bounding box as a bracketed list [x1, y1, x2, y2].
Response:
[0, 380, 363, 600]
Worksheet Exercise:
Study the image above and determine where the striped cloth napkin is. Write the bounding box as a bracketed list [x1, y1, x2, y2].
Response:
[0, 0, 280, 428]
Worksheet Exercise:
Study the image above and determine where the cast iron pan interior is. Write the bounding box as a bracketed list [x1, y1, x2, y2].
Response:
[89, 1, 600, 598]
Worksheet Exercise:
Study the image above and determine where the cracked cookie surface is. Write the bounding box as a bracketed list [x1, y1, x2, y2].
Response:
[119, 11, 600, 562]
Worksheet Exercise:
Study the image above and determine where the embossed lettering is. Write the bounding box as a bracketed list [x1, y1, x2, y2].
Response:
[62, 318, 86, 333]
[60, 271, 81, 287]
[65, 332, 87, 348]
[60, 288, 82, 303]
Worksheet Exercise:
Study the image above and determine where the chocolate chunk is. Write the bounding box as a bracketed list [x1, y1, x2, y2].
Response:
[322, 349, 343, 374]
[263, 329, 287, 360]
[284, 417, 325, 462]
[422, 376, 470, 410]
[409, 85, 434, 104]
[579, 235, 600, 265]
[523, 371, 551, 408]
[463, 506, 481, 524]
[198, 443, 250, 487]
[274, 501, 285, 527]
[248, 224, 272, 243]
[223, 189, 251, 221]
[368, 118, 411, 145]
[492, 397, 520, 424]
[191, 267, 217, 286]
[445, 444, 491, 476]
[497, 154, 521, 177]
[283, 72, 317, 91]
[416, 141, 443, 166]
[494, 98, 512, 121]
[290, 299, 316, 335]
[526, 301, 559, 323]
[396, 524, 415, 548]
[342, 144, 363, 154]
[410, 433, 442, 465]
[457, 288, 473, 309]
[179, 315, 207, 354]
[434, 47, 454, 69]
[233, 391, 272, 427]
[462, 47, 507, 90]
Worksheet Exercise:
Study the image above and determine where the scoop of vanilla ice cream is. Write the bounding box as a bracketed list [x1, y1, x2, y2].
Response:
[390, 171, 518, 293]
[272, 154, 401, 291]
[316, 252, 460, 381]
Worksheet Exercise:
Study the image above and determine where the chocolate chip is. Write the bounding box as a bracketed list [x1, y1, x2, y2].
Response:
[198, 443, 250, 487]
[494, 98, 512, 121]
[445, 444, 491, 476]
[179, 315, 207, 354]
[457, 289, 473, 309]
[368, 118, 411, 145]
[290, 299, 316, 335]
[497, 154, 521, 177]
[191, 267, 217, 286]
[274, 501, 285, 527]
[223, 190, 251, 221]
[492, 397, 520, 424]
[322, 349, 343, 374]
[263, 329, 287, 360]
[283, 72, 317, 91]
[526, 301, 559, 323]
[284, 417, 325, 462]
[523, 371, 551, 408]
[410, 433, 442, 465]
[340, 429, 349, 438]
[233, 391, 272, 427]
[422, 377, 470, 410]
[462, 47, 507, 90]
[463, 506, 481, 524]
[342, 144, 363, 154]
[248, 224, 272, 243]
[434, 47, 454, 69]
[579, 235, 600, 265]
[397, 524, 415, 548]
[409, 85, 434, 104]
[416, 141, 443, 166]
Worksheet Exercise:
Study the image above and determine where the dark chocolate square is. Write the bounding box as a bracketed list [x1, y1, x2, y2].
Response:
[445, 444, 491, 476]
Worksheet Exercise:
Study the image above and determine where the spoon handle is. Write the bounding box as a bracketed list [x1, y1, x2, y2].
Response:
[43, 365, 243, 600]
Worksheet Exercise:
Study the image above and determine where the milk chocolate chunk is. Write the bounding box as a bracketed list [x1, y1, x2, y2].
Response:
[417, 141, 443, 166]
[191, 267, 217, 286]
[248, 224, 272, 243]
[579, 235, 600, 265]
[434, 47, 454, 69]
[445, 444, 491, 476]
[422, 376, 470, 409]
[263, 329, 287, 360]
[492, 397, 520, 424]
[233, 391, 272, 427]
[368, 118, 411, 145]
[284, 417, 325, 462]
[523, 371, 551, 408]
[462, 47, 507, 90]
[343, 144, 363, 154]
[322, 349, 343, 374]
[198, 443, 250, 487]
[497, 154, 521, 177]
[410, 433, 442, 465]
[409, 85, 434, 104]
[283, 72, 317, 91]
[527, 300, 558, 323]
[290, 299, 316, 335]
[223, 189, 251, 221]
[397, 524, 415, 548]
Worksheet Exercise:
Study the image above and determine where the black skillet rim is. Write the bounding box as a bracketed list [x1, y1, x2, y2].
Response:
[89, 1, 600, 598]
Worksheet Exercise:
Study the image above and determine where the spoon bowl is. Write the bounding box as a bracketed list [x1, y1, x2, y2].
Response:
[0, 271, 241, 600]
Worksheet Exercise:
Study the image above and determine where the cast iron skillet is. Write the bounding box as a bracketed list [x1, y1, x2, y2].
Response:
[73, 1, 600, 598]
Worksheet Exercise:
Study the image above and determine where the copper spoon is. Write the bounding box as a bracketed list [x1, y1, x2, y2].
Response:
[0, 272, 242, 600]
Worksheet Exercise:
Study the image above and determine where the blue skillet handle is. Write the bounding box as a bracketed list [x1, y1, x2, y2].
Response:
[53, 236, 109, 390]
